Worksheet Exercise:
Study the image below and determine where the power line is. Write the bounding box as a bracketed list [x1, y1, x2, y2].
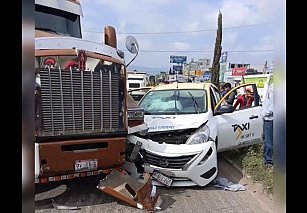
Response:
[122, 49, 273, 53]
[83, 22, 270, 35]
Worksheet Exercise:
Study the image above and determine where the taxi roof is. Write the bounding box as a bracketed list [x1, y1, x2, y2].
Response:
[152, 82, 215, 91]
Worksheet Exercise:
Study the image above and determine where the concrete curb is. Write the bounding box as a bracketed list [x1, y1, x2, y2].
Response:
[221, 154, 249, 178]
[221, 154, 274, 206]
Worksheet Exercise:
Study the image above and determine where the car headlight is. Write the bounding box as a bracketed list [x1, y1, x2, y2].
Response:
[185, 125, 210, 145]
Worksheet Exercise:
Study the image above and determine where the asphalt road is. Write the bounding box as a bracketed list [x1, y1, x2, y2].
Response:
[35, 156, 273, 213]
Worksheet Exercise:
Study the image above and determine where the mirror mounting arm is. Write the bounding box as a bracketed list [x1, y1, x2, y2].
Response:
[126, 49, 138, 67]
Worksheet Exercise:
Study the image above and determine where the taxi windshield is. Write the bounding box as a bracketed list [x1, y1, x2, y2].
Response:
[139, 89, 207, 115]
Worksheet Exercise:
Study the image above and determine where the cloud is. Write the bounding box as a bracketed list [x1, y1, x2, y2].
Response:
[220, 0, 276, 26]
[222, 32, 238, 49]
[81, 20, 104, 43]
[260, 35, 273, 45]
[80, 0, 280, 71]
[90, 0, 173, 33]
[251, 44, 274, 51]
[170, 42, 191, 50]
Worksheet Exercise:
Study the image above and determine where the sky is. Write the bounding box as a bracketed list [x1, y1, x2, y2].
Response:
[80, 0, 284, 74]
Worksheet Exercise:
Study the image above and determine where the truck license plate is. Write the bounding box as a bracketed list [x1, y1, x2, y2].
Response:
[152, 171, 173, 187]
[75, 159, 98, 172]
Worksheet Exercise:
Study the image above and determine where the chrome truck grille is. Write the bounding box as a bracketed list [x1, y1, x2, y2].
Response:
[37, 67, 125, 137]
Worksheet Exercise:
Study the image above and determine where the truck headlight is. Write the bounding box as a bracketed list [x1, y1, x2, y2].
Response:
[128, 108, 144, 120]
[185, 125, 210, 145]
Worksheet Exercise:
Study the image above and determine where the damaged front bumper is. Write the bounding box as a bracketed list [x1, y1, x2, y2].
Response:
[126, 135, 217, 187]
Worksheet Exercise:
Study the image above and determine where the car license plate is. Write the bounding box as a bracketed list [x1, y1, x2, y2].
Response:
[152, 171, 173, 187]
[75, 159, 98, 172]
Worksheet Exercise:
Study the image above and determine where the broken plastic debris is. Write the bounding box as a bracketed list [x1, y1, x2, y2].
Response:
[213, 177, 246, 191]
[137, 203, 144, 209]
[150, 185, 157, 198]
[52, 199, 80, 210]
[97, 169, 161, 212]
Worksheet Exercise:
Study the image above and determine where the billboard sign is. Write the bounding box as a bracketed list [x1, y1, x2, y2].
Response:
[170, 55, 187, 64]
[195, 70, 204, 76]
[173, 65, 183, 74]
[232, 67, 247, 76]
[203, 71, 212, 81]
[220, 52, 228, 63]
[219, 62, 229, 82]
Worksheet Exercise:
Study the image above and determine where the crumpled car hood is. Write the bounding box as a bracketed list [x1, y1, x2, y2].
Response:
[145, 113, 209, 133]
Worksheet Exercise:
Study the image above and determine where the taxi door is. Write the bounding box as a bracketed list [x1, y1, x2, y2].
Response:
[214, 83, 263, 152]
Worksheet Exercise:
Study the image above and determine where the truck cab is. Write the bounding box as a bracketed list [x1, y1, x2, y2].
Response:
[35, 0, 82, 38]
[35, 0, 144, 183]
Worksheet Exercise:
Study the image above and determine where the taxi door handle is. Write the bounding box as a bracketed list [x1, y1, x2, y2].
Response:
[249, 115, 258, 119]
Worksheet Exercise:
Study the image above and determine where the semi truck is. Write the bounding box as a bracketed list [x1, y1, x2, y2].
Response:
[35, 0, 144, 183]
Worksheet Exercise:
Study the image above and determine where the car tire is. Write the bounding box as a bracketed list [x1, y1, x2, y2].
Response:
[214, 137, 218, 150]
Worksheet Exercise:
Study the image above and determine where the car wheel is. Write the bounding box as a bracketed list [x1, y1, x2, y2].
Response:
[214, 137, 218, 150]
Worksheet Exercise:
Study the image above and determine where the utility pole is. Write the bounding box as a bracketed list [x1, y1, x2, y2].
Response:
[188, 61, 190, 81]
[263, 61, 268, 74]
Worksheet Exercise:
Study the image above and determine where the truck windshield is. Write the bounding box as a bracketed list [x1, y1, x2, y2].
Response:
[139, 89, 207, 115]
[35, 4, 82, 38]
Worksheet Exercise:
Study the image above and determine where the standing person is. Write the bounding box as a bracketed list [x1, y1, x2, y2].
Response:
[261, 83, 273, 167]
[233, 89, 254, 110]
[223, 83, 236, 105]
[220, 84, 227, 97]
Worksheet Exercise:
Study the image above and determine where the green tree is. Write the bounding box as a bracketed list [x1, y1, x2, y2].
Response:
[211, 11, 222, 88]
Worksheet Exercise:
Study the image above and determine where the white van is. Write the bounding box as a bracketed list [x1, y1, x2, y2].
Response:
[127, 71, 148, 90]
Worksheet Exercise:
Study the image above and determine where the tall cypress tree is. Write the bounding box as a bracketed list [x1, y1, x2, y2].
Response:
[211, 11, 222, 88]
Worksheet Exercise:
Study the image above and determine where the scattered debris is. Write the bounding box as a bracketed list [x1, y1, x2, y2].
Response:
[97, 169, 162, 212]
[52, 199, 80, 210]
[213, 177, 246, 192]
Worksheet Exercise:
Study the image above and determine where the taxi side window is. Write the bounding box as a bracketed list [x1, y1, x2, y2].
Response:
[213, 87, 221, 103]
[210, 90, 216, 110]
[233, 86, 256, 111]
[210, 87, 220, 110]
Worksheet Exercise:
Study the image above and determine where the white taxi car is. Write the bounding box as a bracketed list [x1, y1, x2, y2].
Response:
[126, 82, 263, 187]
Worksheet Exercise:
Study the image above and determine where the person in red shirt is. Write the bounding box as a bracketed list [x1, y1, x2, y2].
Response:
[234, 89, 254, 110]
